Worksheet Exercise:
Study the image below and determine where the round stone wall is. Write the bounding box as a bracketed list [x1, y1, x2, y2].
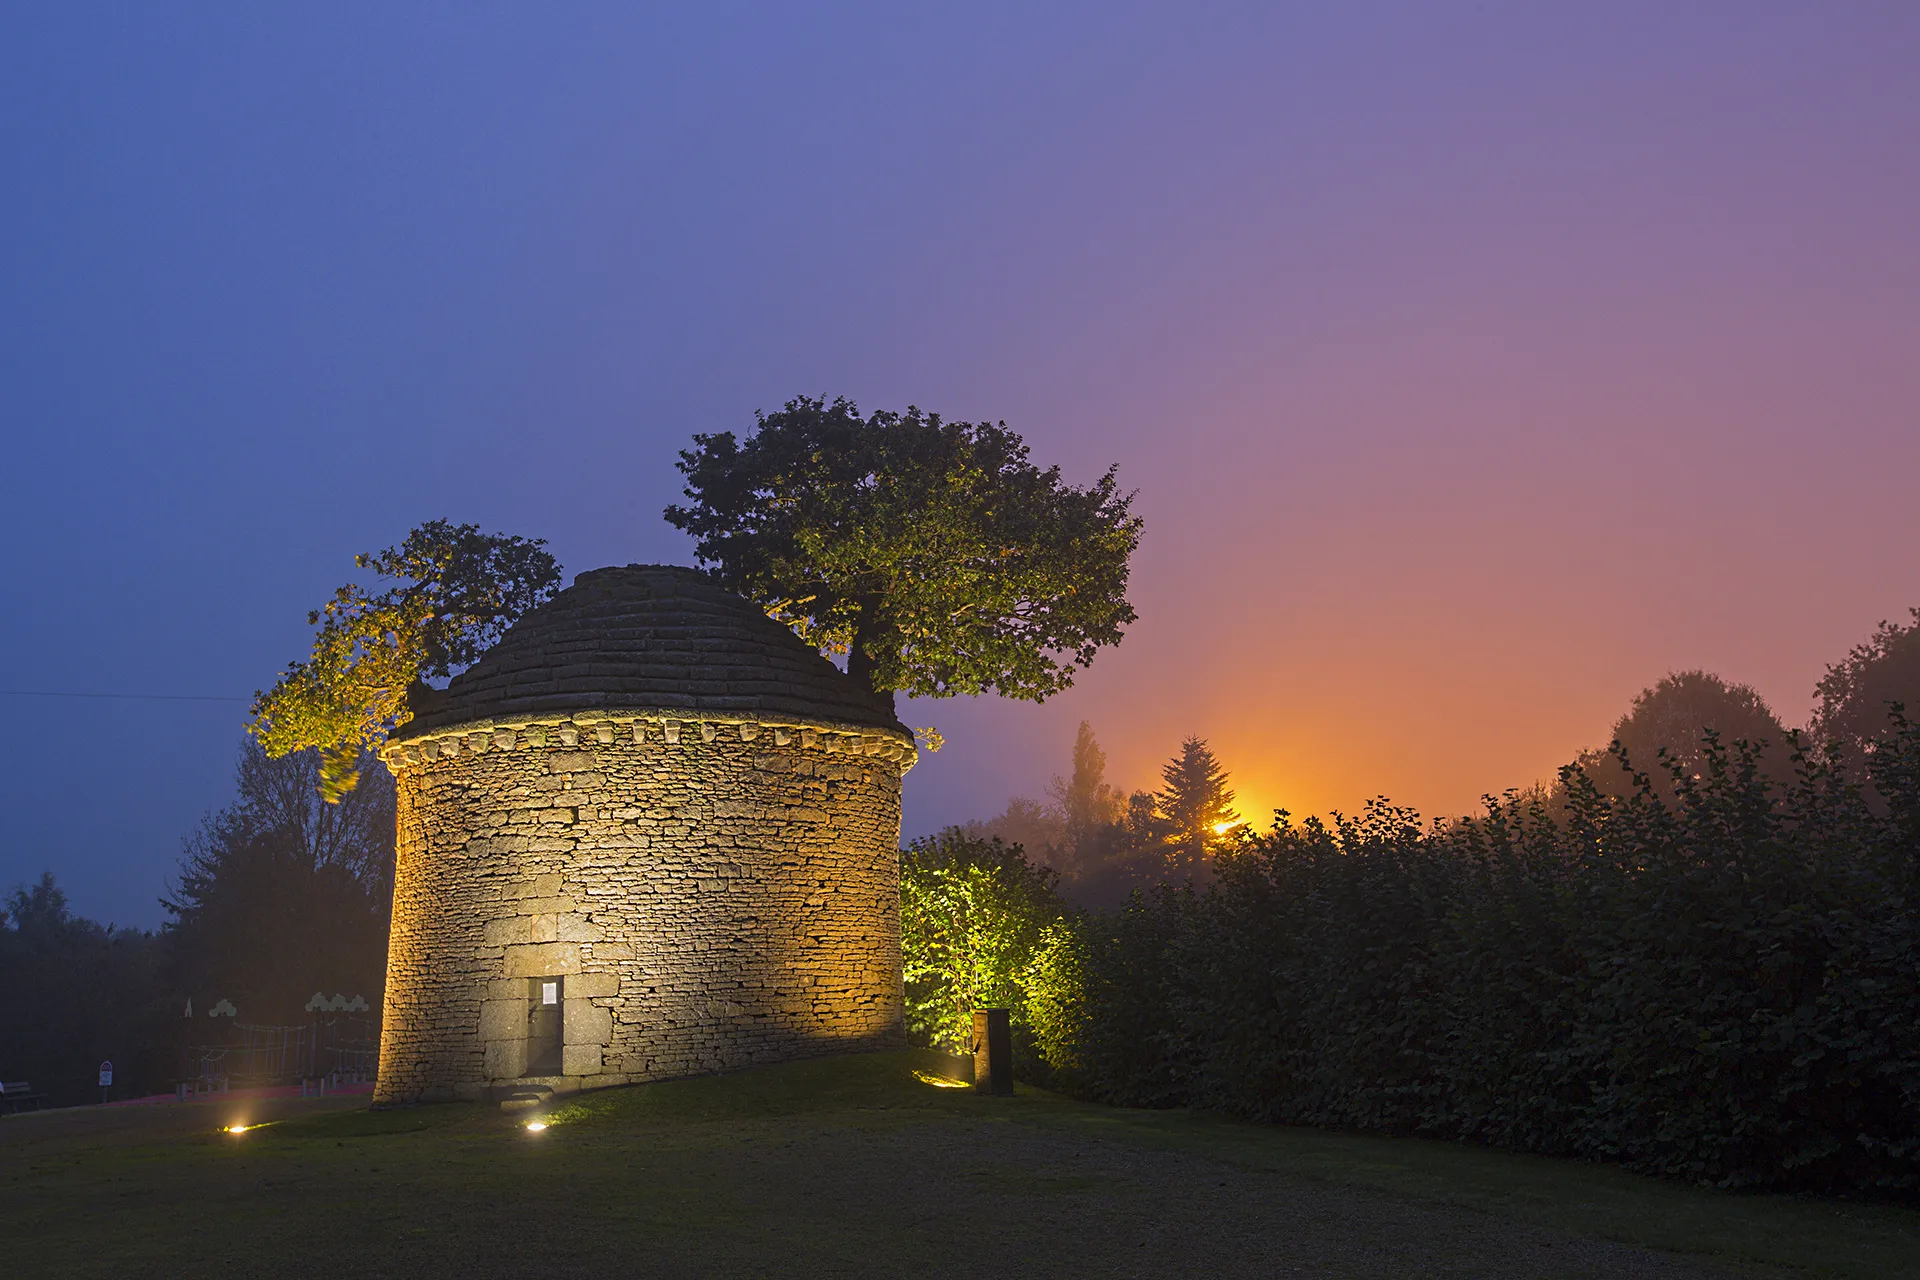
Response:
[372, 711, 914, 1105]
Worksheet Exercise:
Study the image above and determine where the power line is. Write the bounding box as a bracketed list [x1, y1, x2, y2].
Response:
[0, 690, 249, 703]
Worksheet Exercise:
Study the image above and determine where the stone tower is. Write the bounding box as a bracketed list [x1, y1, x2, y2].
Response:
[370, 565, 916, 1105]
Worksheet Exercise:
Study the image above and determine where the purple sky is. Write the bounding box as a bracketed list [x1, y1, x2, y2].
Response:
[4, 3, 1917, 928]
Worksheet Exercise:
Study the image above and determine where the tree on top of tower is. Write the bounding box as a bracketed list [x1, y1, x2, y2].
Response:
[249, 520, 562, 801]
[664, 397, 1142, 702]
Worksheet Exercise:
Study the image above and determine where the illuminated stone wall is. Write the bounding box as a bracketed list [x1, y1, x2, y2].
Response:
[372, 711, 913, 1105]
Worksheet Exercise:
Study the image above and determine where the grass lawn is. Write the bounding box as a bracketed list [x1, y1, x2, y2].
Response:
[6, 1049, 1916, 1279]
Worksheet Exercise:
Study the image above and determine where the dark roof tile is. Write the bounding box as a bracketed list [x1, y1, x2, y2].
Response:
[396, 565, 905, 738]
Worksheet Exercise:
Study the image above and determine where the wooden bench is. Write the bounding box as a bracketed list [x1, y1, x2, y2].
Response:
[1, 1080, 46, 1113]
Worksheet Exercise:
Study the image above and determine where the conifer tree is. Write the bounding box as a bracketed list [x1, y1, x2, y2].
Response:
[1154, 736, 1240, 871]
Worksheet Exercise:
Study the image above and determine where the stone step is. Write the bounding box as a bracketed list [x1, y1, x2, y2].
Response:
[497, 1085, 554, 1114]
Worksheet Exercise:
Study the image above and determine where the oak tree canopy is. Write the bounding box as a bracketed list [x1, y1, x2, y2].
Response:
[665, 397, 1142, 702]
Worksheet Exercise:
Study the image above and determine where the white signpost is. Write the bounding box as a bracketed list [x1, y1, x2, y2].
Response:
[98, 1060, 112, 1104]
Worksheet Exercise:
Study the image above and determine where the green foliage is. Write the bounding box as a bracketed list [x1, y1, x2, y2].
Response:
[250, 520, 561, 799]
[665, 396, 1141, 699]
[1020, 920, 1091, 1076]
[974, 713, 1920, 1198]
[897, 832, 1070, 1058]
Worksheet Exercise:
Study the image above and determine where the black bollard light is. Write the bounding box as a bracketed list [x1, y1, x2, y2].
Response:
[971, 1008, 1013, 1096]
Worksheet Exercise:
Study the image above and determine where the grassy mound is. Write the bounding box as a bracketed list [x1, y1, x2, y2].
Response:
[5, 1049, 1917, 1278]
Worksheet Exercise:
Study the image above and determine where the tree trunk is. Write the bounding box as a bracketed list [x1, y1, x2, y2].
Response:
[846, 599, 882, 692]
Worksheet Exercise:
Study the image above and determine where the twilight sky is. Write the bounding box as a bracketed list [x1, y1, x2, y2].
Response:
[4, 3, 1917, 928]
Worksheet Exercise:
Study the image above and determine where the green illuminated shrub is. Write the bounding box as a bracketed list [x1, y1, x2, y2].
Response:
[898, 833, 1069, 1064]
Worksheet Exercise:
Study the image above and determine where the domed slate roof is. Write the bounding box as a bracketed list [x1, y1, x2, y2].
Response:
[395, 564, 906, 738]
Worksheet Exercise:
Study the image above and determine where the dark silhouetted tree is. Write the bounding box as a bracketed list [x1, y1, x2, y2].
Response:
[959, 795, 1065, 866]
[665, 397, 1142, 702]
[164, 742, 395, 1023]
[1812, 607, 1920, 775]
[1048, 721, 1123, 849]
[1575, 670, 1791, 799]
[0, 875, 169, 1105]
[1155, 736, 1240, 872]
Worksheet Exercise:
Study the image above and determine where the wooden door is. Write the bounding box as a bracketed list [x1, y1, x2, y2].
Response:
[526, 977, 563, 1076]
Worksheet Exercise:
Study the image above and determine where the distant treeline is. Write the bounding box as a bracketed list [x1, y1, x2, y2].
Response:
[904, 609, 1920, 1198]
[0, 745, 392, 1107]
[958, 726, 1244, 911]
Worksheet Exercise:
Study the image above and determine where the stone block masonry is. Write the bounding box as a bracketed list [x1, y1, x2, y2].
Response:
[372, 711, 913, 1105]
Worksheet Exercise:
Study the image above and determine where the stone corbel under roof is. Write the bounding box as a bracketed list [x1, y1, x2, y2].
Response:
[378, 709, 920, 775]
